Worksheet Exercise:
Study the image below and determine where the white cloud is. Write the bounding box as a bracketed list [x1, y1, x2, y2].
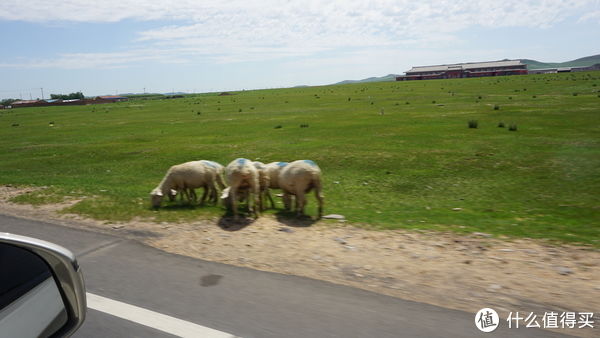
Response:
[1, 0, 597, 68]
[578, 9, 600, 22]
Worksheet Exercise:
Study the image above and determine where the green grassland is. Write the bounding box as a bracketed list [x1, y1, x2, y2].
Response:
[1, 72, 599, 245]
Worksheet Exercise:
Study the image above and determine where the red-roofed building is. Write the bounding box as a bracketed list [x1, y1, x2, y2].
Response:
[397, 60, 527, 81]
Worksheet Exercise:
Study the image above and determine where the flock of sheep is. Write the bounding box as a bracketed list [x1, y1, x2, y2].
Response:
[150, 159, 324, 220]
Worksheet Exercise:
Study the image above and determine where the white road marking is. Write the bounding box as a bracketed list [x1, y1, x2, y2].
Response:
[86, 292, 239, 338]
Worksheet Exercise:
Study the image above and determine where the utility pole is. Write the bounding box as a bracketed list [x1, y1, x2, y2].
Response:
[40, 87, 44, 100]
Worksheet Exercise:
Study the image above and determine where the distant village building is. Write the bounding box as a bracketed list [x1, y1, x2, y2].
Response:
[396, 60, 528, 81]
[10, 100, 45, 108]
[5, 95, 130, 108]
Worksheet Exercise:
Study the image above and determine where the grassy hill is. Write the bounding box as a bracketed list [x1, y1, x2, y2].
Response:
[522, 54, 600, 69]
[334, 74, 400, 85]
[1, 72, 599, 246]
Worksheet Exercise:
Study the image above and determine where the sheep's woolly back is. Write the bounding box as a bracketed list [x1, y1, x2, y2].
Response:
[265, 161, 288, 189]
[200, 160, 226, 189]
[278, 159, 322, 193]
[225, 158, 257, 183]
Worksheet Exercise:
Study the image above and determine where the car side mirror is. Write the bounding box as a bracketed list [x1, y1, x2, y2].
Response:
[0, 232, 86, 337]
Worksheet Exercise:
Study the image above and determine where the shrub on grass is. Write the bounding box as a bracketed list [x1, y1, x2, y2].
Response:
[494, 104, 500, 110]
[572, 93, 578, 96]
[509, 124, 518, 131]
[274, 125, 282, 129]
[498, 122, 505, 128]
[468, 120, 478, 129]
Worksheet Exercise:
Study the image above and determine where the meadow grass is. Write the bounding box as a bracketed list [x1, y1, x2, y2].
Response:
[1, 72, 599, 245]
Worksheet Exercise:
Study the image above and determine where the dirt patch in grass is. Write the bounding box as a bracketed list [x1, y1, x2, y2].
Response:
[0, 185, 598, 337]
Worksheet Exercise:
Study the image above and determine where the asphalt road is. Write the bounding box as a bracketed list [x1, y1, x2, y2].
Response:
[0, 213, 571, 338]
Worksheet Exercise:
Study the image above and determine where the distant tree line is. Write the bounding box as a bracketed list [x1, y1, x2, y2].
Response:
[50, 92, 85, 100]
[1, 98, 16, 106]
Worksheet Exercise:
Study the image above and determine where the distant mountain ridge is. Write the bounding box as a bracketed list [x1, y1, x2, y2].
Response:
[333, 74, 401, 85]
[519, 54, 600, 69]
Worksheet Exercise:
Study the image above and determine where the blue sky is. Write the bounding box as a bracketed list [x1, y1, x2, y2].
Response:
[1, 0, 599, 100]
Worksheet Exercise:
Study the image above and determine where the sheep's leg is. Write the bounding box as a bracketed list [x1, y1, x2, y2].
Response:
[257, 189, 265, 212]
[250, 179, 259, 218]
[190, 188, 198, 204]
[181, 188, 190, 204]
[210, 182, 219, 205]
[315, 186, 324, 218]
[295, 191, 306, 217]
[230, 187, 238, 221]
[199, 185, 208, 205]
[266, 189, 275, 209]
[283, 193, 292, 211]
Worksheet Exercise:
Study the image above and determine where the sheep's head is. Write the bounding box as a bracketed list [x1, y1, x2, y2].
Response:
[150, 189, 164, 208]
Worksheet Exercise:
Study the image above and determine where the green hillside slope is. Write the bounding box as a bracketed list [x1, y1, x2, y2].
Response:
[522, 54, 600, 69]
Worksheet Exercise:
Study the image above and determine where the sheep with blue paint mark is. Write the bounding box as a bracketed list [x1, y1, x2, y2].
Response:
[262, 161, 289, 209]
[150, 161, 217, 208]
[221, 158, 260, 220]
[278, 160, 324, 218]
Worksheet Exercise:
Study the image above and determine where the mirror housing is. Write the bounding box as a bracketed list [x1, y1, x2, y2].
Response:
[0, 232, 86, 337]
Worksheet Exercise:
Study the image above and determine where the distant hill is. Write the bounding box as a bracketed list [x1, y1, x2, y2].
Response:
[521, 54, 600, 69]
[333, 74, 400, 85]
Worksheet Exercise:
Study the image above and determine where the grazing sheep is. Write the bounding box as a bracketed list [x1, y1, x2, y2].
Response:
[150, 161, 217, 208]
[221, 158, 259, 220]
[252, 161, 271, 211]
[199, 160, 226, 204]
[278, 160, 324, 218]
[263, 161, 289, 209]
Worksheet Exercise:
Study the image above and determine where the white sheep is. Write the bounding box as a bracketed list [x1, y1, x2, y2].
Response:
[150, 161, 217, 208]
[252, 161, 271, 211]
[221, 158, 260, 220]
[199, 160, 226, 204]
[262, 161, 289, 209]
[278, 160, 324, 218]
